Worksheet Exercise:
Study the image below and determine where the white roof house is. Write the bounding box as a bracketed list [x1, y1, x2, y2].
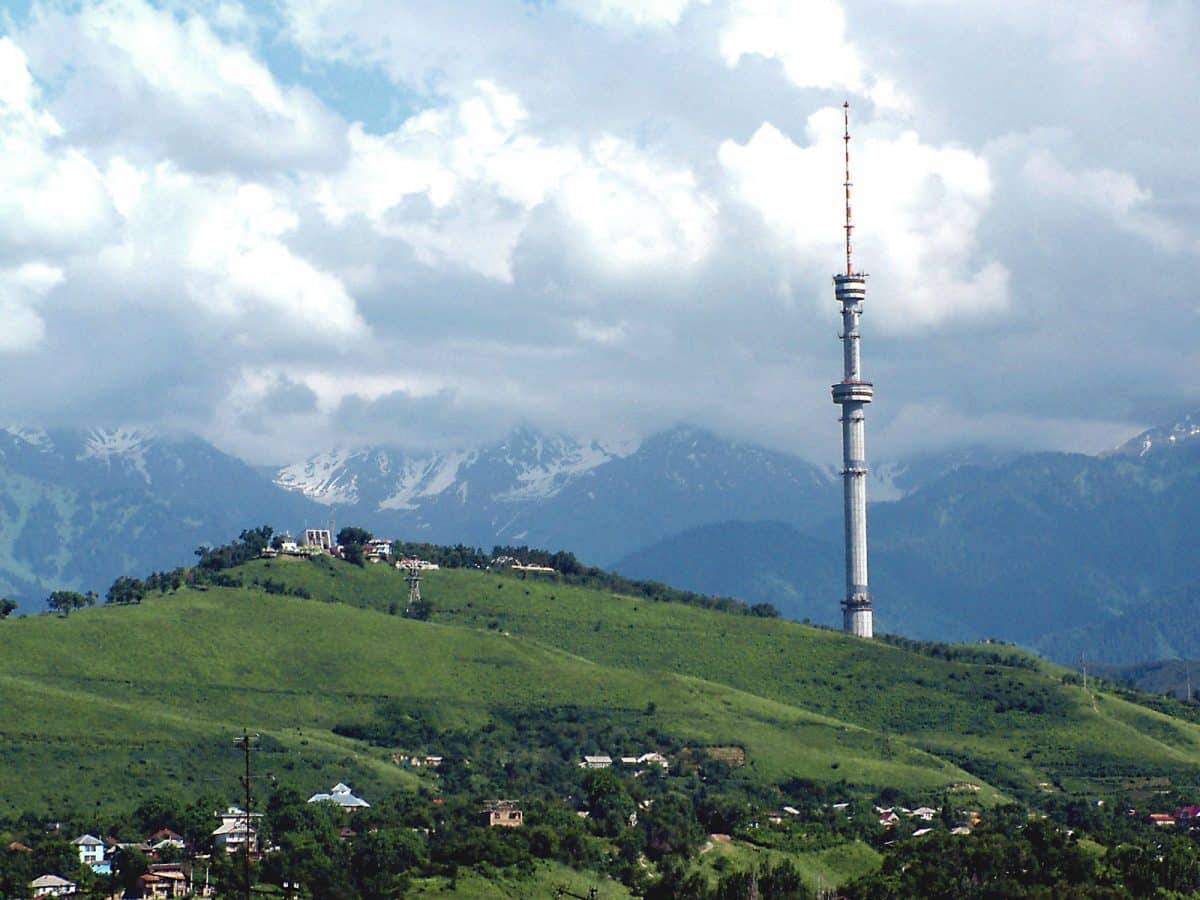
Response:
[31, 874, 77, 897]
[637, 752, 669, 771]
[308, 783, 370, 809]
[580, 755, 613, 769]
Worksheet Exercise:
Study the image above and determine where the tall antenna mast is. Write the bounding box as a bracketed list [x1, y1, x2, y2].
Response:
[831, 100, 874, 639]
[843, 101, 853, 276]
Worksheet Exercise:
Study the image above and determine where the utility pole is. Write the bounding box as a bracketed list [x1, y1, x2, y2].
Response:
[232, 731, 260, 900]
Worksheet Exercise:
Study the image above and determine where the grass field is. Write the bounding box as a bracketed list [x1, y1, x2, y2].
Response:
[229, 557, 1200, 800]
[688, 836, 880, 894]
[4, 554, 1200, 836]
[407, 861, 634, 899]
[0, 574, 986, 817]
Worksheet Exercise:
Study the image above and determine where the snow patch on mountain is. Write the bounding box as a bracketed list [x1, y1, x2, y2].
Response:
[4, 427, 53, 451]
[79, 427, 155, 483]
[869, 462, 908, 502]
[380, 450, 476, 511]
[275, 449, 364, 506]
[1110, 413, 1200, 458]
[498, 438, 638, 501]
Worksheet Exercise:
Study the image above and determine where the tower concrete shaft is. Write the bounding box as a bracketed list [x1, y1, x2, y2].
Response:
[831, 102, 873, 639]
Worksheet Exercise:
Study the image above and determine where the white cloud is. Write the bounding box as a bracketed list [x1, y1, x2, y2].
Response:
[720, 107, 1008, 330]
[1019, 146, 1189, 252]
[19, 0, 345, 172]
[564, 0, 709, 28]
[721, 0, 909, 112]
[878, 400, 1143, 457]
[0, 0, 1192, 460]
[0, 38, 116, 255]
[92, 165, 365, 342]
[573, 319, 629, 344]
[313, 81, 716, 281]
[0, 262, 63, 352]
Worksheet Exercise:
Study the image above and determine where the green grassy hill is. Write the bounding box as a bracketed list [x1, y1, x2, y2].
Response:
[0, 569, 985, 817]
[213, 556, 1200, 802]
[7, 553, 1200, 900]
[4, 554, 1198, 819]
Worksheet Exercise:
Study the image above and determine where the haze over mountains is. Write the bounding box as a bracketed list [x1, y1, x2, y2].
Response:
[0, 415, 1197, 666]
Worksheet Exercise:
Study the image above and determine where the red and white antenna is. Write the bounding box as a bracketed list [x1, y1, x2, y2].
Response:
[843, 100, 853, 276]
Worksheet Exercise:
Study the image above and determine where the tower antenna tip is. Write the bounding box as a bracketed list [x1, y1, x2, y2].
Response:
[842, 101, 853, 276]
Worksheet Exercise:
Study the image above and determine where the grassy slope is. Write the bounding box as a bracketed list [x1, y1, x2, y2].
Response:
[407, 861, 634, 899]
[688, 838, 881, 894]
[226, 558, 1200, 799]
[0, 578, 984, 817]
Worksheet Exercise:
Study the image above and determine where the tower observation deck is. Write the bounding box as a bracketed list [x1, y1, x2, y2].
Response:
[832, 102, 873, 639]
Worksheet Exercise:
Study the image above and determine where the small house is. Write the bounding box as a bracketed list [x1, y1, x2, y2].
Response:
[212, 807, 260, 853]
[308, 783, 370, 810]
[482, 800, 523, 828]
[580, 755, 612, 769]
[71, 834, 107, 872]
[636, 752, 669, 771]
[135, 871, 189, 900]
[148, 828, 185, 851]
[30, 874, 76, 897]
[1149, 813, 1176, 827]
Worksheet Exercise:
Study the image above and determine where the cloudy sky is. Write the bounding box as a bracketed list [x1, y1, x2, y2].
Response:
[0, 0, 1196, 464]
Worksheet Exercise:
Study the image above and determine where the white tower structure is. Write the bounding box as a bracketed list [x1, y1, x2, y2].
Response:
[831, 102, 874, 639]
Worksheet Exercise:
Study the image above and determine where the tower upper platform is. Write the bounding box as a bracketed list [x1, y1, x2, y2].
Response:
[831, 381, 874, 404]
[834, 272, 867, 303]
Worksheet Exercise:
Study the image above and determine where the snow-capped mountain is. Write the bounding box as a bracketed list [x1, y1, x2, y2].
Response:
[275, 430, 637, 513]
[1110, 412, 1200, 458]
[273, 426, 841, 563]
[0, 426, 327, 611]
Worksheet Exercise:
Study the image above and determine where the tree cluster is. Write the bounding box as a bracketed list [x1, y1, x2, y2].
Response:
[45, 590, 96, 616]
[194, 525, 275, 572]
[843, 810, 1200, 899]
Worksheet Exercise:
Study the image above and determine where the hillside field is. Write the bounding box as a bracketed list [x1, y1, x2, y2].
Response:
[4, 554, 1200, 896]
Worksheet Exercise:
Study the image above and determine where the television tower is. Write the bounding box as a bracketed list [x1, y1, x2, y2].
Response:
[831, 101, 874, 638]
